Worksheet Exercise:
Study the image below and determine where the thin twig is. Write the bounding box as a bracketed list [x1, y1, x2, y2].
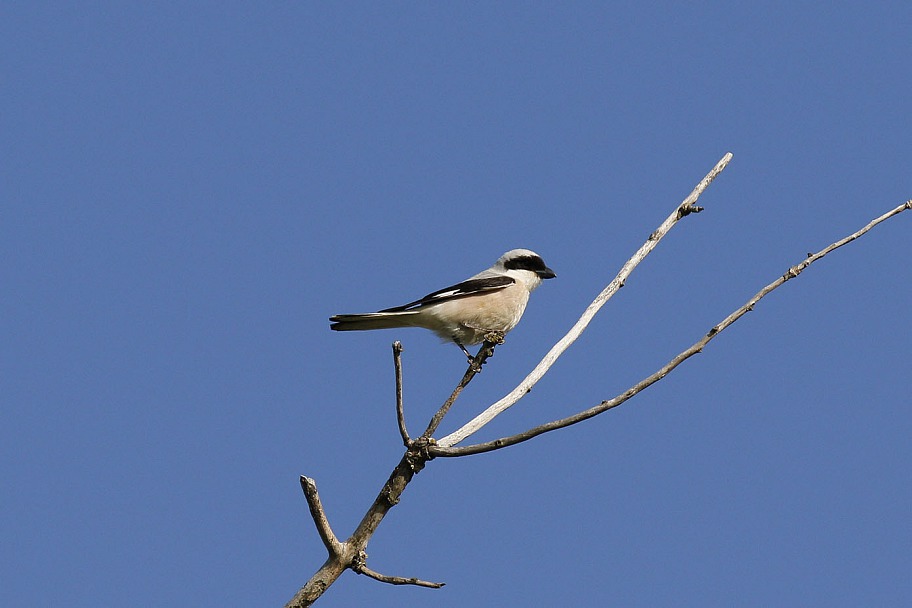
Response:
[352, 550, 445, 588]
[392, 341, 409, 445]
[437, 152, 733, 448]
[430, 199, 912, 458]
[420, 335, 500, 440]
[300, 476, 342, 556]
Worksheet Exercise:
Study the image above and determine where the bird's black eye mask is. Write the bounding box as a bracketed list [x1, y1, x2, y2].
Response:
[504, 255, 555, 278]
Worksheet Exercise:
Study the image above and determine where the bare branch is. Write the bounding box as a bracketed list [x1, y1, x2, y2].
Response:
[352, 550, 445, 588]
[437, 152, 734, 448]
[392, 341, 409, 446]
[300, 476, 342, 556]
[284, 478, 352, 606]
[430, 199, 912, 458]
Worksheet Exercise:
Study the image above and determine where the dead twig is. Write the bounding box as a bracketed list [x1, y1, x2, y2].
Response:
[300, 477, 341, 556]
[392, 342, 409, 446]
[352, 550, 445, 588]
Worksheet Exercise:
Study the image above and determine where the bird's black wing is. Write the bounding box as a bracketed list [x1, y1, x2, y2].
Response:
[379, 275, 515, 312]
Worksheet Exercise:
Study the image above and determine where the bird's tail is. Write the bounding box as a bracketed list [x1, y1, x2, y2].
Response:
[329, 311, 422, 332]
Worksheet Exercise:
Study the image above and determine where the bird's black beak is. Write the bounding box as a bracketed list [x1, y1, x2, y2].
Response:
[538, 267, 556, 279]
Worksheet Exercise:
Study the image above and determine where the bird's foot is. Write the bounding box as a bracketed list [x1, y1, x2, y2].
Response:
[483, 331, 505, 345]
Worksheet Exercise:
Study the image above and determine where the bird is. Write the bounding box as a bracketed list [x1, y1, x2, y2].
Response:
[329, 249, 556, 358]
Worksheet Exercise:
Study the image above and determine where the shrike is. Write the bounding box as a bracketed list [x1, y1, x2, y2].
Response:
[330, 249, 556, 358]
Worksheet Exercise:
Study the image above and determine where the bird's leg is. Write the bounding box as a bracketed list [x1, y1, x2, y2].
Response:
[455, 341, 473, 362]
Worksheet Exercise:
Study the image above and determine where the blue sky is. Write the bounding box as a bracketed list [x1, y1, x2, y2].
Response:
[2, 3, 910, 606]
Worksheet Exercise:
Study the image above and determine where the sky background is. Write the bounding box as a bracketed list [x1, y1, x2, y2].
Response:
[2, 3, 910, 607]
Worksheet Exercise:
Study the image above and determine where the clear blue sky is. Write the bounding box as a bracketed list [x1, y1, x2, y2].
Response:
[3, 3, 910, 607]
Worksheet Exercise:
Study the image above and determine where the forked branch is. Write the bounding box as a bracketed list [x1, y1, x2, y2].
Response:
[429, 199, 912, 457]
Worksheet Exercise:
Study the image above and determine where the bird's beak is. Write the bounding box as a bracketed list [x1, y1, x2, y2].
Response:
[538, 267, 556, 279]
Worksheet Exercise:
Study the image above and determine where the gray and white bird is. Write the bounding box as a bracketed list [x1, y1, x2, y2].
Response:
[330, 249, 556, 358]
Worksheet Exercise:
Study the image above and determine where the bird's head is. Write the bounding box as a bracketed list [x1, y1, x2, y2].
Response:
[496, 249, 556, 290]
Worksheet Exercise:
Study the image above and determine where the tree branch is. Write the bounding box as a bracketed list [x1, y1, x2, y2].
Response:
[437, 152, 733, 448]
[286, 477, 352, 607]
[429, 199, 912, 458]
[300, 476, 342, 556]
[352, 550, 445, 588]
[392, 341, 409, 446]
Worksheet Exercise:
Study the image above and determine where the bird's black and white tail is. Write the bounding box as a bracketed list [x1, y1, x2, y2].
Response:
[329, 311, 422, 332]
